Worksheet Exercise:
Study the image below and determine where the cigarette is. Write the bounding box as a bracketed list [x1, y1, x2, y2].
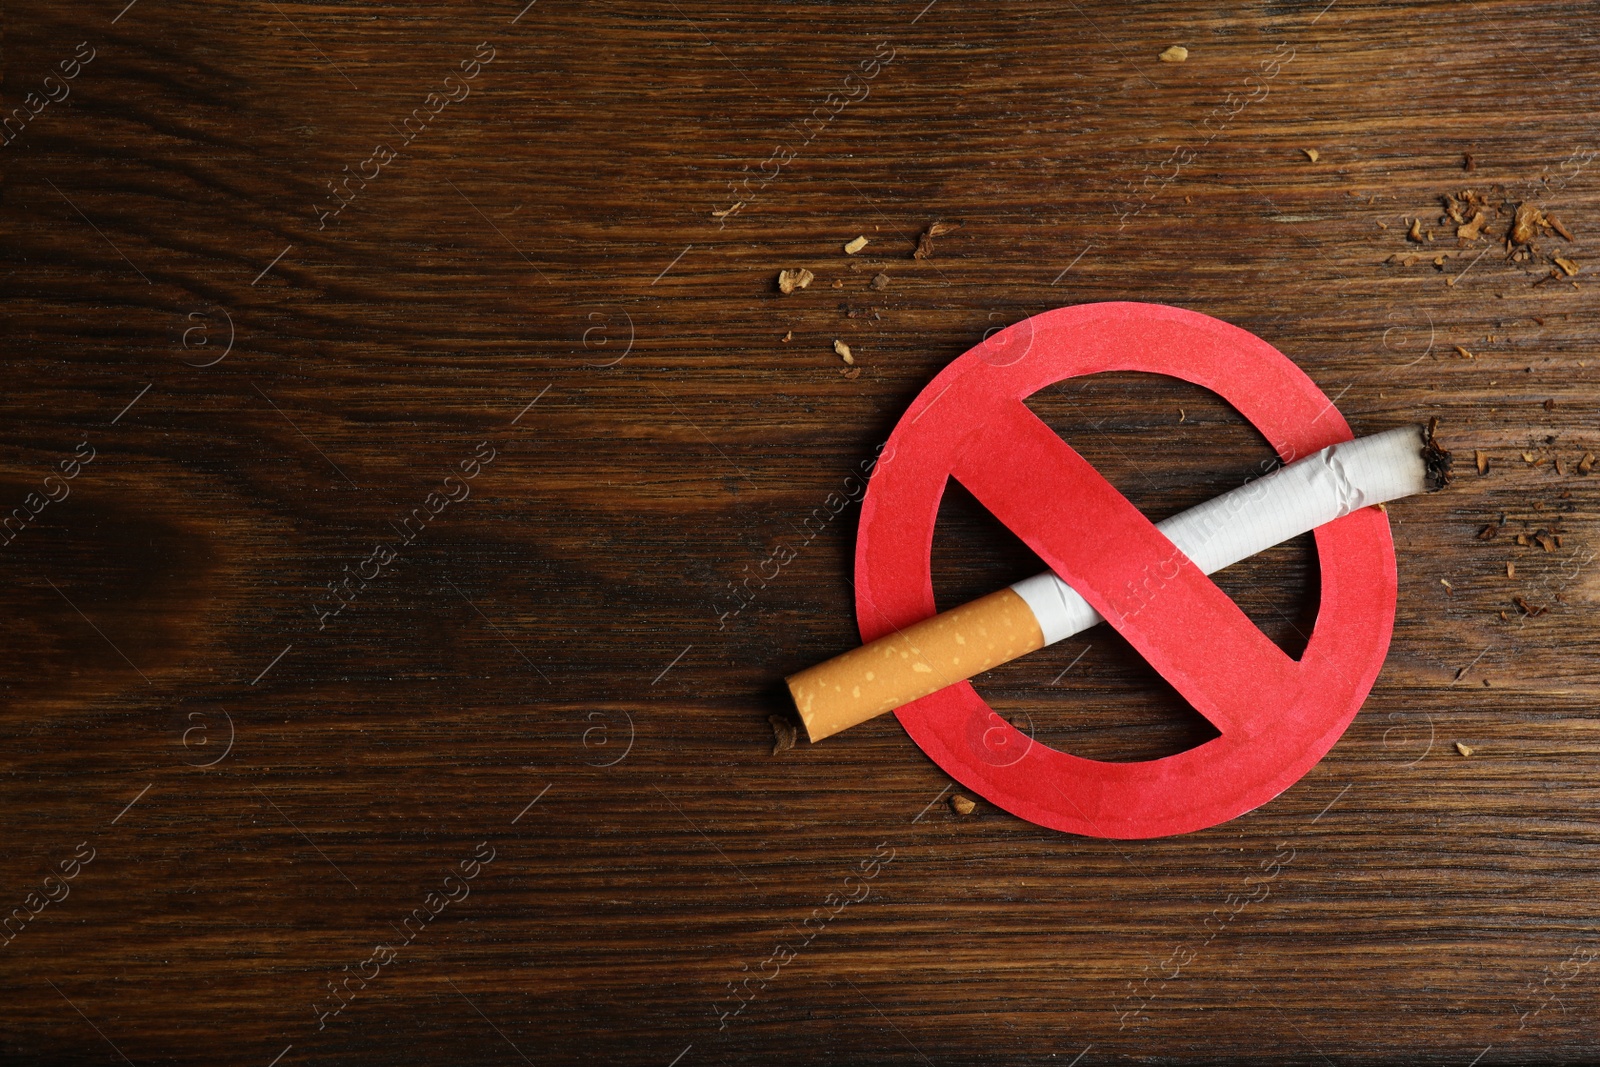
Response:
[788, 423, 1451, 743]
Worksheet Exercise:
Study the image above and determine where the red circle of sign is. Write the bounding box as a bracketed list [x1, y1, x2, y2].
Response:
[855, 302, 1396, 838]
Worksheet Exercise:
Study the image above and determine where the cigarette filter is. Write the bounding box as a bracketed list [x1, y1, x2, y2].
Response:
[788, 424, 1449, 742]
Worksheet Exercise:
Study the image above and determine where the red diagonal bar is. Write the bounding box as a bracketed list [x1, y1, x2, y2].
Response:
[951, 397, 1299, 739]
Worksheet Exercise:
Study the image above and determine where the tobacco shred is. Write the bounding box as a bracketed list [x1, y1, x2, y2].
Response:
[1475, 449, 1488, 474]
[1513, 595, 1549, 617]
[1553, 254, 1580, 276]
[1547, 213, 1575, 241]
[833, 339, 854, 364]
[914, 220, 960, 260]
[870, 272, 889, 290]
[769, 714, 798, 754]
[1458, 211, 1491, 240]
[950, 794, 977, 815]
[1444, 189, 1493, 222]
[1579, 452, 1594, 475]
[1477, 523, 1499, 540]
[1510, 202, 1545, 245]
[1455, 742, 1475, 757]
[777, 268, 814, 295]
[844, 235, 869, 255]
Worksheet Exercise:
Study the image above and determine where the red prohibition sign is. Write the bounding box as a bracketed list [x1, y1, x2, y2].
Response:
[855, 302, 1397, 838]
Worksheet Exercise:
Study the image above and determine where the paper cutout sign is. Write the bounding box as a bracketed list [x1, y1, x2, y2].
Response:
[854, 302, 1397, 838]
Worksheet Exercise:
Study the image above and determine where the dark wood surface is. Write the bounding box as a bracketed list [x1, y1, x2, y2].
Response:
[3, 0, 1599, 1062]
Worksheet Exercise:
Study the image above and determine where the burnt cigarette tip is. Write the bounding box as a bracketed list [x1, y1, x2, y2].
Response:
[1422, 417, 1453, 491]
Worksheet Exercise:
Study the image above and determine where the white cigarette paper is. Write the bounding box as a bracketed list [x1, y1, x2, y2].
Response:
[787, 424, 1448, 743]
[1011, 424, 1431, 644]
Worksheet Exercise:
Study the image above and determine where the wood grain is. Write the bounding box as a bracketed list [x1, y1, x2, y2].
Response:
[2, 0, 1599, 1062]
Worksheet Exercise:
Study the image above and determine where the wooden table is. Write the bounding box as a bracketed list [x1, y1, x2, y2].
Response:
[3, 0, 1597, 1062]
